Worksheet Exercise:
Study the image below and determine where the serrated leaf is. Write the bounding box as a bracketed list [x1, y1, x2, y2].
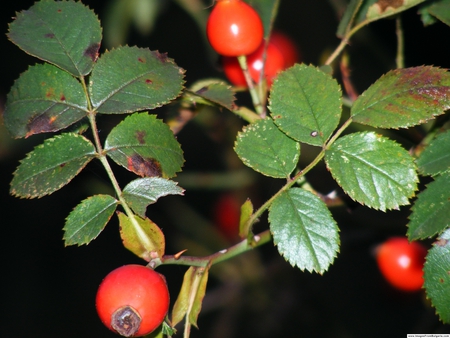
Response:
[4, 63, 88, 138]
[234, 117, 300, 178]
[408, 173, 450, 240]
[325, 132, 418, 211]
[427, 0, 450, 26]
[424, 228, 450, 323]
[122, 177, 184, 218]
[365, 0, 425, 22]
[117, 212, 165, 261]
[63, 194, 118, 246]
[89, 46, 184, 114]
[269, 64, 342, 146]
[7, 0, 101, 76]
[268, 188, 340, 273]
[416, 130, 450, 176]
[352, 67, 450, 129]
[171, 266, 209, 328]
[185, 79, 235, 110]
[105, 113, 184, 178]
[11, 133, 96, 198]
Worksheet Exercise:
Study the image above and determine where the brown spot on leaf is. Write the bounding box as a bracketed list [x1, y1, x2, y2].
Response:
[145, 79, 153, 84]
[26, 114, 55, 138]
[440, 278, 445, 283]
[135, 130, 146, 144]
[138, 57, 146, 63]
[60, 94, 66, 101]
[435, 238, 448, 247]
[60, 163, 66, 168]
[195, 87, 208, 95]
[84, 43, 100, 62]
[46, 87, 55, 98]
[127, 154, 162, 177]
[153, 51, 168, 63]
[45, 33, 55, 38]
[375, 0, 404, 12]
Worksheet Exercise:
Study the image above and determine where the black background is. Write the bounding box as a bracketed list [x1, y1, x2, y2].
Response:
[2, 1, 450, 337]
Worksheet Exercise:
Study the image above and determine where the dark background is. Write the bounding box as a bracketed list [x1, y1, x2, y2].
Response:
[2, 0, 450, 337]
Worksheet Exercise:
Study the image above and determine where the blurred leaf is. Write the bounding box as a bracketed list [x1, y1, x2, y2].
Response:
[352, 67, 450, 129]
[90, 46, 185, 114]
[337, 0, 363, 37]
[417, 130, 450, 176]
[118, 212, 165, 261]
[427, 0, 450, 26]
[185, 79, 235, 110]
[172, 266, 209, 328]
[4, 63, 88, 138]
[365, 0, 425, 22]
[122, 177, 184, 218]
[424, 228, 450, 323]
[418, 1, 439, 26]
[7, 0, 101, 76]
[11, 133, 96, 198]
[63, 195, 118, 246]
[239, 199, 254, 239]
[247, 0, 280, 38]
[408, 173, 450, 240]
[105, 113, 184, 178]
[234, 117, 300, 178]
[268, 188, 340, 274]
[325, 131, 418, 211]
[269, 64, 342, 146]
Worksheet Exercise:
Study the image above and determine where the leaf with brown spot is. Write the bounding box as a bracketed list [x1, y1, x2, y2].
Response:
[352, 66, 450, 129]
[365, 0, 425, 21]
[4, 63, 88, 138]
[7, 0, 102, 76]
[105, 113, 184, 178]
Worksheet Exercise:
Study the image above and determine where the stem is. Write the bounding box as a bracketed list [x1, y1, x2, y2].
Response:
[237, 55, 265, 116]
[395, 15, 405, 69]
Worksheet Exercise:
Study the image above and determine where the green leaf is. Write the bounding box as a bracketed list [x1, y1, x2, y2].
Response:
[7, 0, 101, 77]
[325, 131, 418, 211]
[234, 117, 300, 178]
[427, 0, 450, 26]
[4, 63, 88, 138]
[269, 64, 342, 146]
[63, 194, 118, 246]
[247, 0, 279, 38]
[268, 188, 340, 273]
[122, 177, 184, 218]
[337, 0, 364, 37]
[239, 199, 254, 239]
[184, 79, 235, 110]
[352, 67, 450, 129]
[89, 46, 184, 114]
[365, 0, 425, 22]
[105, 113, 184, 178]
[424, 229, 450, 323]
[118, 212, 166, 261]
[407, 173, 450, 240]
[171, 266, 209, 328]
[416, 130, 450, 176]
[11, 133, 96, 198]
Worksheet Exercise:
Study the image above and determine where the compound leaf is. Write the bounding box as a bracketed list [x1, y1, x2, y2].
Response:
[7, 0, 101, 76]
[424, 229, 450, 323]
[408, 173, 450, 240]
[325, 131, 418, 211]
[104, 113, 184, 178]
[122, 177, 184, 218]
[90, 46, 184, 114]
[4, 63, 88, 138]
[416, 130, 450, 176]
[118, 212, 165, 261]
[234, 117, 300, 178]
[269, 64, 342, 146]
[11, 133, 96, 198]
[63, 194, 118, 246]
[352, 67, 450, 129]
[268, 188, 340, 274]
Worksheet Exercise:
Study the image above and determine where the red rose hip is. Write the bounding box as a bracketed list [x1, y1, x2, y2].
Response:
[96, 264, 170, 337]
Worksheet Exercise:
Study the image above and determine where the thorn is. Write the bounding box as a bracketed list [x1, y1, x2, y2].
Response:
[174, 249, 188, 260]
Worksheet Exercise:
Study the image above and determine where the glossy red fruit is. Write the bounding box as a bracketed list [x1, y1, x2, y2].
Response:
[206, 0, 264, 56]
[222, 39, 285, 88]
[376, 237, 427, 292]
[214, 193, 241, 240]
[269, 31, 300, 68]
[96, 265, 169, 337]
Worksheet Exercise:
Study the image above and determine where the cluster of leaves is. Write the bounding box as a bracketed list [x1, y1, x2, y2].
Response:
[4, 0, 450, 333]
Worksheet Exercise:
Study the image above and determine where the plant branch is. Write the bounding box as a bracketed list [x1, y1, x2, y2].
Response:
[395, 15, 405, 69]
[237, 55, 265, 116]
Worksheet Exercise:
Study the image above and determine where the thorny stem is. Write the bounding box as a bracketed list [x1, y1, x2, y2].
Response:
[79, 77, 152, 251]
